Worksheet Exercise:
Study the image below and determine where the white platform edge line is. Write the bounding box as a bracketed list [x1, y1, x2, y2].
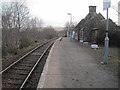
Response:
[37, 38, 60, 89]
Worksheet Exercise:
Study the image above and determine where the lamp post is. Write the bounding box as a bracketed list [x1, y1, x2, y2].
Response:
[67, 13, 72, 38]
[103, 8, 109, 64]
[68, 13, 72, 24]
[103, 0, 111, 64]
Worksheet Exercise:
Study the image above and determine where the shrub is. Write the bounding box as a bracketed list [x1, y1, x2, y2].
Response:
[20, 36, 33, 48]
[109, 30, 119, 47]
[95, 23, 106, 44]
[95, 19, 119, 47]
[7, 44, 18, 55]
[2, 44, 7, 56]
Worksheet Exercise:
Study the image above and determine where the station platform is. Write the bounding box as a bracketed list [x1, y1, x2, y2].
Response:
[37, 37, 118, 88]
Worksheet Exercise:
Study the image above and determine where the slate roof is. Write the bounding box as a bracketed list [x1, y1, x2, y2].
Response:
[75, 12, 105, 31]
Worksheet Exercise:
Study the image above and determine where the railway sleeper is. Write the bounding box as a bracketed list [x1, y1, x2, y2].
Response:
[21, 61, 37, 64]
[2, 74, 25, 79]
[9, 76, 25, 80]
[2, 84, 20, 89]
[3, 79, 22, 85]
[11, 72, 29, 75]
[18, 64, 33, 67]
[12, 67, 32, 70]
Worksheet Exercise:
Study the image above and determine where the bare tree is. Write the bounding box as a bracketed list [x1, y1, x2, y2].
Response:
[2, 0, 30, 55]
[2, 0, 29, 30]
[2, 0, 56, 57]
[42, 26, 57, 39]
[26, 17, 43, 30]
[11, 1, 29, 30]
[112, 2, 120, 15]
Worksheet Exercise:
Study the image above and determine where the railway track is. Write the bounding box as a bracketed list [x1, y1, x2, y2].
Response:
[1, 39, 56, 89]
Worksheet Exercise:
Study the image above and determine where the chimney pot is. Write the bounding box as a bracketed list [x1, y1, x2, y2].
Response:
[89, 6, 96, 15]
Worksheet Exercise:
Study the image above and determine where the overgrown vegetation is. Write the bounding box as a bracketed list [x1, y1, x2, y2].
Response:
[2, 0, 58, 58]
[95, 19, 120, 47]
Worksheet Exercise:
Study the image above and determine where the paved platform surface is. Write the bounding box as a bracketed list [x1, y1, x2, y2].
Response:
[37, 37, 118, 88]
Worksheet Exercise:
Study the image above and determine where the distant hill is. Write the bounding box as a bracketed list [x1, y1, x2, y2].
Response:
[54, 27, 64, 31]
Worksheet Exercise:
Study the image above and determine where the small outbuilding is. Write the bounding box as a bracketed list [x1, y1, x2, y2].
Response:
[75, 6, 105, 43]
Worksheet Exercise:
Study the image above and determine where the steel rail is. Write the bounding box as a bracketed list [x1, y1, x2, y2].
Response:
[0, 40, 50, 74]
[19, 40, 55, 90]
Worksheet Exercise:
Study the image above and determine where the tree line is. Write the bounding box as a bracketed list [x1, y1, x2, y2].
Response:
[2, 0, 58, 57]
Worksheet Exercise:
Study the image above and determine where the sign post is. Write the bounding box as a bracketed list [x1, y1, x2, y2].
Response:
[103, 0, 111, 64]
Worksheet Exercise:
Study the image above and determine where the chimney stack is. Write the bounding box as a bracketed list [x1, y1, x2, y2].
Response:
[89, 6, 96, 15]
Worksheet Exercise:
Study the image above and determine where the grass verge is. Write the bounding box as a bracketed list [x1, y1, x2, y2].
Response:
[74, 40, 118, 72]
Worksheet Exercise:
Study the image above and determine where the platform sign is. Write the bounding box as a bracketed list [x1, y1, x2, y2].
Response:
[103, 0, 111, 10]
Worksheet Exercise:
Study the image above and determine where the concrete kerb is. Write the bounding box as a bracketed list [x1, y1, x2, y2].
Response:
[37, 38, 59, 89]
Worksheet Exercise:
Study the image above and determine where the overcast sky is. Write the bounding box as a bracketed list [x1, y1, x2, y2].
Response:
[1, 0, 120, 27]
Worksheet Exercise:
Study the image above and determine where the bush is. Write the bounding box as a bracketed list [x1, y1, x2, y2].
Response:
[109, 30, 119, 47]
[7, 44, 18, 55]
[43, 26, 57, 39]
[2, 44, 7, 56]
[95, 19, 119, 47]
[96, 29, 119, 47]
[95, 23, 106, 44]
[2, 43, 19, 56]
[20, 36, 33, 48]
[96, 30, 105, 44]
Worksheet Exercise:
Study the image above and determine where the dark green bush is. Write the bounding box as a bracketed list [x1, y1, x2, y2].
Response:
[7, 44, 18, 55]
[109, 30, 119, 47]
[20, 36, 33, 48]
[96, 29, 119, 47]
[2, 44, 7, 56]
[95, 23, 106, 44]
[95, 19, 119, 47]
[96, 30, 105, 44]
